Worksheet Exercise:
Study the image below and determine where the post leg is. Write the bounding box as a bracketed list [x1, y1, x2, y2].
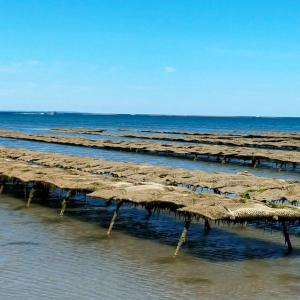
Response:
[0, 184, 4, 194]
[107, 201, 123, 236]
[145, 205, 152, 220]
[282, 221, 293, 253]
[26, 188, 35, 208]
[60, 199, 67, 216]
[59, 190, 71, 216]
[204, 219, 211, 234]
[173, 219, 191, 258]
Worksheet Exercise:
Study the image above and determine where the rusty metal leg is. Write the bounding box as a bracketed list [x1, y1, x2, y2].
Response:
[59, 191, 71, 216]
[204, 219, 211, 235]
[0, 184, 4, 194]
[145, 205, 152, 220]
[282, 221, 293, 253]
[26, 188, 35, 208]
[107, 201, 124, 236]
[173, 219, 191, 258]
[60, 199, 67, 216]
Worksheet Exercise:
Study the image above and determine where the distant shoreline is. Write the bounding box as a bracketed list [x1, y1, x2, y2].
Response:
[0, 111, 299, 119]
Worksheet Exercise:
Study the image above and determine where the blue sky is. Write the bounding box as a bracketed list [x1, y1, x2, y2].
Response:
[0, 0, 299, 116]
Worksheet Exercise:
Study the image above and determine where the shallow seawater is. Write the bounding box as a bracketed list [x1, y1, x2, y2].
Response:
[1, 113, 300, 299]
[1, 194, 300, 300]
[1, 113, 300, 133]
[0, 137, 299, 182]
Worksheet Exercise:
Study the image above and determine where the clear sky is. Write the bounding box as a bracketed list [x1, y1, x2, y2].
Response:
[0, 0, 299, 116]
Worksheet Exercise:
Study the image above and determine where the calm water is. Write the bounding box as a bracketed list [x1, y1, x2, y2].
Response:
[0, 113, 300, 181]
[0, 112, 300, 133]
[0, 137, 300, 182]
[1, 195, 300, 300]
[0, 112, 300, 299]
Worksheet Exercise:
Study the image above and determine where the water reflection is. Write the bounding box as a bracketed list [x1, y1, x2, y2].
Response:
[1, 194, 300, 299]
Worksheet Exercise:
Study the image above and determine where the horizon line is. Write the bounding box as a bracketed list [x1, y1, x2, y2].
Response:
[0, 110, 299, 118]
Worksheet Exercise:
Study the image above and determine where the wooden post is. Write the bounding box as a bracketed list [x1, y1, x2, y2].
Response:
[107, 201, 124, 236]
[173, 219, 191, 258]
[0, 184, 4, 194]
[26, 188, 35, 208]
[145, 205, 152, 219]
[59, 191, 71, 216]
[60, 199, 67, 216]
[204, 219, 211, 234]
[282, 221, 293, 253]
[253, 159, 258, 168]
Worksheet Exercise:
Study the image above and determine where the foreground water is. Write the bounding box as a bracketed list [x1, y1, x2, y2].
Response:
[1, 194, 300, 300]
[1, 113, 300, 299]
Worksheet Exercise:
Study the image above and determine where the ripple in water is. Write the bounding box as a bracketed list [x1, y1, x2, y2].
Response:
[1, 194, 300, 299]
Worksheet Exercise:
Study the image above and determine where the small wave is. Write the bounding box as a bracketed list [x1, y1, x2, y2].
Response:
[16, 112, 45, 115]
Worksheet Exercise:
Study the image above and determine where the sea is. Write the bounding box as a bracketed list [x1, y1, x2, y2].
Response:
[0, 112, 300, 300]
